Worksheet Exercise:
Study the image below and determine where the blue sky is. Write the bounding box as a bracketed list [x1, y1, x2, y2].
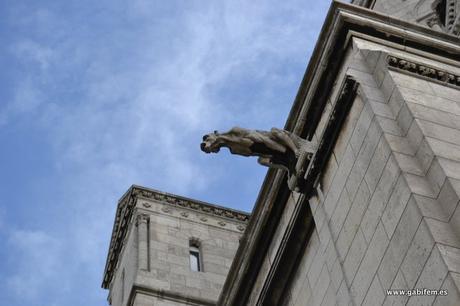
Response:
[0, 1, 331, 305]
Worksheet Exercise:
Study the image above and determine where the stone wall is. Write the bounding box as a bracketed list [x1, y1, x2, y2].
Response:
[106, 189, 247, 306]
[281, 37, 460, 306]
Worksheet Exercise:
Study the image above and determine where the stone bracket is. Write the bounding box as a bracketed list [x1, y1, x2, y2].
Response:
[299, 76, 359, 195]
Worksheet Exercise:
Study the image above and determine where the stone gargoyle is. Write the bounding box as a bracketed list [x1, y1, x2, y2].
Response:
[200, 127, 316, 181]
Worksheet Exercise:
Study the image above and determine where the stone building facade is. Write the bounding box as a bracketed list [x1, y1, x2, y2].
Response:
[102, 1, 460, 305]
[101, 186, 249, 306]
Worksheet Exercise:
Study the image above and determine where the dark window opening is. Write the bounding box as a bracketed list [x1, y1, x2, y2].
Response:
[189, 240, 202, 272]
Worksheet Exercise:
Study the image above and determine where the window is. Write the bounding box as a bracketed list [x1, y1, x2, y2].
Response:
[121, 269, 125, 302]
[189, 240, 202, 272]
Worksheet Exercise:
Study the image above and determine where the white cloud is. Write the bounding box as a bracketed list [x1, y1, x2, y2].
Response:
[12, 40, 55, 71]
[6, 230, 66, 300]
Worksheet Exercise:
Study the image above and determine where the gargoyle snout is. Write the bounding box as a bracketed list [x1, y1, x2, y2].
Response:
[200, 142, 209, 153]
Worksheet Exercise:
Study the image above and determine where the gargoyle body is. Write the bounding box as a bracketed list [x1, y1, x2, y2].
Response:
[200, 127, 313, 175]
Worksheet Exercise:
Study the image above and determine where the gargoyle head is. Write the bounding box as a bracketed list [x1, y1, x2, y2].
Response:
[200, 131, 220, 153]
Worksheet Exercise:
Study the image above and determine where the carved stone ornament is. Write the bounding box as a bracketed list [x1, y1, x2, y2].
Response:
[425, 0, 460, 37]
[218, 221, 227, 227]
[387, 55, 460, 87]
[201, 127, 317, 191]
[136, 213, 150, 225]
[180, 212, 189, 218]
[142, 202, 151, 208]
[237, 225, 245, 232]
[161, 207, 172, 213]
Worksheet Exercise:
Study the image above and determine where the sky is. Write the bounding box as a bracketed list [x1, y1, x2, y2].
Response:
[0, 1, 331, 305]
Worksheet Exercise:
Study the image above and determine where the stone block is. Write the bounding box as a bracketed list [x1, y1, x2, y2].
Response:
[330, 189, 352, 241]
[427, 82, 460, 103]
[384, 134, 415, 155]
[400, 219, 435, 287]
[336, 280, 352, 306]
[362, 275, 385, 306]
[427, 137, 460, 163]
[426, 158, 446, 195]
[413, 194, 449, 222]
[407, 102, 460, 131]
[388, 88, 405, 117]
[376, 116, 404, 136]
[330, 258, 344, 293]
[426, 218, 460, 248]
[361, 156, 400, 243]
[311, 264, 331, 306]
[360, 83, 386, 103]
[324, 145, 355, 218]
[381, 175, 412, 238]
[414, 138, 434, 173]
[343, 228, 367, 283]
[390, 71, 435, 95]
[369, 100, 395, 118]
[382, 270, 409, 306]
[380, 71, 395, 102]
[351, 222, 389, 306]
[334, 95, 365, 161]
[438, 158, 460, 181]
[320, 283, 337, 306]
[378, 198, 422, 290]
[364, 135, 392, 193]
[321, 154, 339, 196]
[350, 102, 374, 155]
[293, 277, 313, 306]
[308, 245, 327, 287]
[347, 68, 378, 88]
[336, 181, 370, 261]
[396, 103, 413, 135]
[404, 173, 437, 198]
[393, 153, 424, 176]
[406, 119, 424, 151]
[433, 273, 460, 306]
[406, 246, 448, 306]
[345, 119, 382, 201]
[417, 119, 460, 147]
[437, 244, 460, 274]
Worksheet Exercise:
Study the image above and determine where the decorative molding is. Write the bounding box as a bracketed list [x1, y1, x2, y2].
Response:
[161, 207, 172, 213]
[387, 55, 460, 87]
[132, 187, 250, 222]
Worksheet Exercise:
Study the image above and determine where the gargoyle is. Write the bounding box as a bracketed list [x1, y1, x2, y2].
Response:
[200, 127, 315, 176]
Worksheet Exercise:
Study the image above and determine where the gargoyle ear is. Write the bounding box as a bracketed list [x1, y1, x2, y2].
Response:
[202, 135, 209, 141]
[214, 130, 218, 134]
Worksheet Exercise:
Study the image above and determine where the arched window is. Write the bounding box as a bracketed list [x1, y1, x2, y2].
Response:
[189, 239, 202, 272]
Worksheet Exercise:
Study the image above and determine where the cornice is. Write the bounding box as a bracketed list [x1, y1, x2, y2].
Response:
[132, 185, 250, 222]
[387, 55, 460, 88]
[102, 185, 250, 289]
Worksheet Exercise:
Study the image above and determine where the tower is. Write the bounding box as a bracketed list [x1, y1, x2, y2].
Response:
[102, 186, 249, 306]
